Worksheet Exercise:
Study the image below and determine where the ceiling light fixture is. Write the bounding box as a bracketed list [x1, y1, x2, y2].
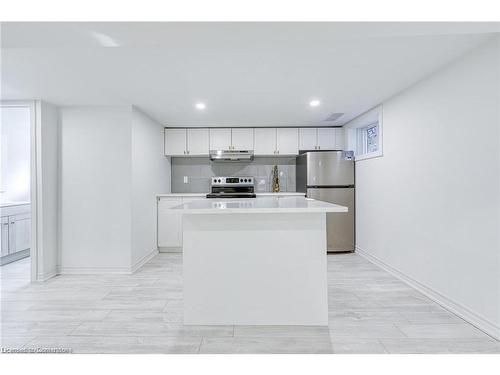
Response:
[195, 102, 206, 110]
[309, 100, 321, 107]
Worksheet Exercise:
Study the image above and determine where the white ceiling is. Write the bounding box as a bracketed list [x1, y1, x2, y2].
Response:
[1, 22, 498, 127]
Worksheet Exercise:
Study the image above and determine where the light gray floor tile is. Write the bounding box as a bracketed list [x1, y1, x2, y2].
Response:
[380, 338, 500, 354]
[1, 310, 110, 322]
[70, 322, 234, 337]
[1, 322, 82, 336]
[329, 324, 406, 339]
[399, 311, 465, 324]
[0, 335, 36, 349]
[199, 336, 333, 354]
[22, 335, 202, 354]
[330, 338, 388, 354]
[234, 325, 330, 338]
[1, 252, 497, 354]
[395, 323, 488, 339]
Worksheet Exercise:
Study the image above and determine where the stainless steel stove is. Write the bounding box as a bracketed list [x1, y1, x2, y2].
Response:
[206, 176, 256, 198]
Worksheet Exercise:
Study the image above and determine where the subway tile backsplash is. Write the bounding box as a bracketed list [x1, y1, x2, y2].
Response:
[171, 157, 296, 193]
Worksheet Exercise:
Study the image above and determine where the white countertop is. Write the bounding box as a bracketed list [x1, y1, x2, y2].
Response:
[0, 201, 30, 208]
[157, 192, 305, 198]
[168, 196, 347, 214]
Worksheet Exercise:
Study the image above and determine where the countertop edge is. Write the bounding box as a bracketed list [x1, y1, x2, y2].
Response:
[156, 192, 306, 198]
[175, 207, 348, 214]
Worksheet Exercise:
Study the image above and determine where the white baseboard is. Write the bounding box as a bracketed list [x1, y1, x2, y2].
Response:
[57, 265, 132, 275]
[57, 248, 159, 275]
[356, 246, 500, 341]
[159, 246, 182, 253]
[36, 269, 57, 282]
[130, 248, 158, 273]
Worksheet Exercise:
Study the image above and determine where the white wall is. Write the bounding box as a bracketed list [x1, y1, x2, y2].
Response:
[131, 107, 170, 267]
[0, 106, 31, 202]
[59, 107, 132, 272]
[354, 37, 500, 339]
[59, 105, 170, 273]
[35, 101, 60, 280]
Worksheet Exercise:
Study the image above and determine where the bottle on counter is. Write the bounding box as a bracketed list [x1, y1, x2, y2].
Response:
[271, 165, 280, 193]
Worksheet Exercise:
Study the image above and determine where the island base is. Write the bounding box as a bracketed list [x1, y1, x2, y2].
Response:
[183, 212, 328, 325]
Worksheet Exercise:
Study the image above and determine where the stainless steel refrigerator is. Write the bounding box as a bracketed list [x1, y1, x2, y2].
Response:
[296, 151, 355, 252]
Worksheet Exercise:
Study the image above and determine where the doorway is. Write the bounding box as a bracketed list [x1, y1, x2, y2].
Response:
[0, 101, 36, 285]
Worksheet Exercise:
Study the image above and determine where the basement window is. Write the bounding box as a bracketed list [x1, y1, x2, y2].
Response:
[344, 105, 383, 161]
[357, 122, 379, 156]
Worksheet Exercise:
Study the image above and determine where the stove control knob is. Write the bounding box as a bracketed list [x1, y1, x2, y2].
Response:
[218, 179, 221, 183]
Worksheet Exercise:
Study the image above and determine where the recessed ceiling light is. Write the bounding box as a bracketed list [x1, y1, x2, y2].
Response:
[309, 99, 321, 107]
[195, 102, 206, 110]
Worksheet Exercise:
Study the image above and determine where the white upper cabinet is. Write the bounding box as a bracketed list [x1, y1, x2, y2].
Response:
[334, 128, 345, 150]
[209, 128, 232, 150]
[254, 128, 277, 155]
[165, 129, 187, 156]
[317, 128, 336, 150]
[299, 128, 342, 151]
[187, 128, 209, 155]
[276, 128, 299, 155]
[299, 128, 317, 150]
[231, 128, 254, 150]
[165, 126, 320, 156]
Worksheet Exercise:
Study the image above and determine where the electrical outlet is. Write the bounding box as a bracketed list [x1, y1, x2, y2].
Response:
[183, 176, 189, 184]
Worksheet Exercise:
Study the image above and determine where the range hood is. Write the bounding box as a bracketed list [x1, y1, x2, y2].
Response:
[209, 150, 254, 162]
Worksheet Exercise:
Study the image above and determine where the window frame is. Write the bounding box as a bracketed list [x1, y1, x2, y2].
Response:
[345, 105, 383, 162]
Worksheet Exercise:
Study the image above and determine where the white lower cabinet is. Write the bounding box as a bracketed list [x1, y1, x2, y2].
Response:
[1, 206, 31, 265]
[158, 198, 183, 249]
[1, 216, 9, 257]
[157, 197, 204, 251]
[9, 213, 31, 254]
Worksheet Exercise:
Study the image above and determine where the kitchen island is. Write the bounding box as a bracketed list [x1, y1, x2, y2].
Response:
[168, 196, 348, 326]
